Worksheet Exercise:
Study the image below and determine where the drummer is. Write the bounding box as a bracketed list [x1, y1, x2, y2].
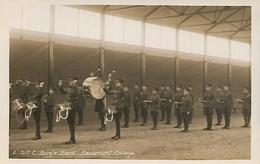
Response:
[15, 80, 31, 129]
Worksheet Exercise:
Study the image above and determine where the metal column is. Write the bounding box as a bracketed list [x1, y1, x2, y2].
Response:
[140, 21, 146, 88]
[100, 13, 105, 78]
[174, 28, 179, 92]
[48, 5, 55, 91]
[202, 33, 208, 98]
[100, 47, 105, 78]
[227, 39, 232, 86]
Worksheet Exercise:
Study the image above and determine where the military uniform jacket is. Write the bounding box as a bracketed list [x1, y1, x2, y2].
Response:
[132, 89, 140, 105]
[174, 91, 183, 108]
[223, 91, 233, 109]
[149, 93, 160, 112]
[181, 95, 192, 112]
[124, 91, 132, 109]
[59, 85, 81, 109]
[204, 91, 215, 108]
[162, 90, 173, 108]
[189, 91, 195, 105]
[159, 90, 165, 108]
[42, 93, 55, 111]
[140, 90, 149, 108]
[105, 87, 125, 111]
[215, 91, 224, 109]
[242, 94, 251, 111]
[32, 87, 44, 107]
[17, 85, 31, 102]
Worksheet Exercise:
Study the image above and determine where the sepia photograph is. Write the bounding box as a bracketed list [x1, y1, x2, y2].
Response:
[1, 0, 258, 162]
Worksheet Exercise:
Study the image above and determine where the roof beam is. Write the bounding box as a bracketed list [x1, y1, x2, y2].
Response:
[198, 13, 213, 23]
[206, 7, 243, 32]
[208, 29, 250, 34]
[228, 22, 241, 30]
[103, 5, 110, 12]
[144, 6, 162, 20]
[182, 6, 189, 14]
[180, 19, 250, 28]
[166, 6, 181, 15]
[231, 22, 251, 38]
[146, 7, 241, 21]
[177, 6, 206, 26]
[105, 5, 145, 13]
[232, 36, 250, 39]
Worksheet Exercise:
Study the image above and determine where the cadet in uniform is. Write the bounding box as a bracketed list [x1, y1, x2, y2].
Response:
[149, 87, 160, 130]
[122, 85, 131, 128]
[222, 84, 233, 129]
[42, 87, 55, 133]
[58, 77, 80, 144]
[16, 80, 31, 129]
[31, 81, 44, 140]
[174, 85, 183, 128]
[215, 85, 224, 126]
[188, 84, 195, 124]
[106, 79, 125, 140]
[201, 84, 214, 130]
[140, 85, 149, 126]
[132, 84, 141, 122]
[237, 87, 251, 128]
[159, 86, 166, 121]
[163, 85, 173, 125]
[181, 87, 193, 132]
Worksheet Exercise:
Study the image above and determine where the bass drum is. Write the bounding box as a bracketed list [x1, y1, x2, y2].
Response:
[83, 77, 105, 99]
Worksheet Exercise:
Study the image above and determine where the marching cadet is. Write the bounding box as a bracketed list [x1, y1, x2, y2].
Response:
[122, 85, 131, 128]
[222, 84, 233, 129]
[58, 77, 80, 144]
[132, 84, 141, 122]
[106, 79, 125, 140]
[181, 87, 193, 132]
[174, 85, 183, 128]
[163, 85, 173, 125]
[201, 84, 214, 131]
[159, 85, 166, 122]
[215, 85, 224, 126]
[188, 84, 195, 124]
[42, 87, 55, 133]
[237, 87, 251, 128]
[149, 87, 160, 130]
[140, 85, 149, 126]
[31, 81, 44, 140]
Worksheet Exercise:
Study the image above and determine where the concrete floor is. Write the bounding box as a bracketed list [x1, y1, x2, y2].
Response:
[9, 110, 250, 159]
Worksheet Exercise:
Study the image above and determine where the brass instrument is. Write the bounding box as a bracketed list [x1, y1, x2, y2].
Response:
[55, 102, 71, 122]
[104, 106, 117, 124]
[236, 98, 245, 103]
[160, 98, 175, 103]
[216, 98, 224, 104]
[197, 98, 207, 103]
[24, 101, 38, 121]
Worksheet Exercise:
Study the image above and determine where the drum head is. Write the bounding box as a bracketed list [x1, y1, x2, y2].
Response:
[83, 77, 98, 88]
[89, 78, 106, 99]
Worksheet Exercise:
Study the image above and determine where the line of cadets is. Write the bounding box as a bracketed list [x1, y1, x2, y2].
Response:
[10, 78, 251, 144]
